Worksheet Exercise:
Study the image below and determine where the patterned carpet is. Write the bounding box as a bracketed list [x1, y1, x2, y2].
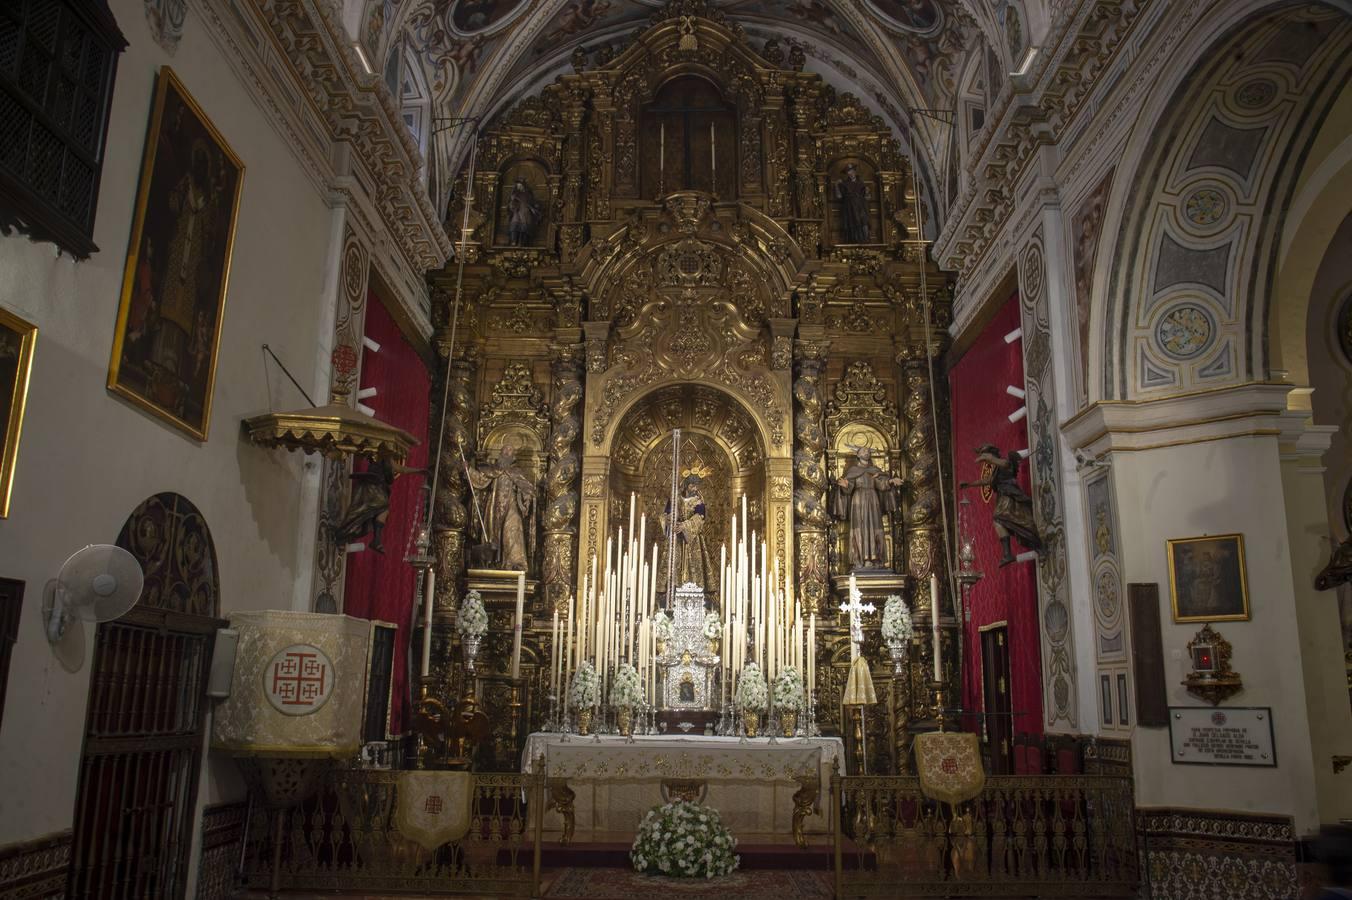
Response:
[544, 866, 834, 899]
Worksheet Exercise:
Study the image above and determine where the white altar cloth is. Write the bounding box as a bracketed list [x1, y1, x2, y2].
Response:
[521, 733, 844, 838]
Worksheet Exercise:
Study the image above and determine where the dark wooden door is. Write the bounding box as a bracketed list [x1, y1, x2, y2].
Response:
[981, 625, 1014, 774]
[67, 606, 220, 898]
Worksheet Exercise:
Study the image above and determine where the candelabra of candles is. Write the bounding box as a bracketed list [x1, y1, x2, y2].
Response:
[548, 491, 814, 722]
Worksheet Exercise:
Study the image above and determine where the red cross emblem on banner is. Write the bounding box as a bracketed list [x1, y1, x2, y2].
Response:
[264, 645, 334, 715]
[941, 757, 959, 775]
[424, 795, 443, 816]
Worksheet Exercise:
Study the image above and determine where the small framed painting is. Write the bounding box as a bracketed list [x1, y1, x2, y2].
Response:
[108, 67, 244, 441]
[1167, 533, 1250, 623]
[0, 307, 37, 518]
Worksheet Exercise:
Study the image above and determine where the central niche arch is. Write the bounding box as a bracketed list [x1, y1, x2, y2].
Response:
[608, 384, 766, 600]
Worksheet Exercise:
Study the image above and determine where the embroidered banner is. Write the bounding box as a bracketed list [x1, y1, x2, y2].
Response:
[842, 656, 877, 706]
[395, 771, 473, 850]
[914, 731, 986, 805]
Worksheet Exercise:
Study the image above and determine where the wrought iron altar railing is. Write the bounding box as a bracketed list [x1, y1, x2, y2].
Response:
[832, 774, 1138, 898]
[241, 769, 544, 896]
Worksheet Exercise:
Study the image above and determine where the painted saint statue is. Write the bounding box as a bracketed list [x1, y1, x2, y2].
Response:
[834, 163, 870, 244]
[467, 445, 537, 570]
[661, 474, 714, 593]
[507, 178, 542, 246]
[832, 446, 902, 570]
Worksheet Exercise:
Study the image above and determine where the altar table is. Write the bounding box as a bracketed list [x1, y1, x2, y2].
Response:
[521, 733, 845, 846]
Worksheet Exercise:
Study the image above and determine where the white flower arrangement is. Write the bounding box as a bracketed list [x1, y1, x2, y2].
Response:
[881, 594, 913, 646]
[772, 666, 805, 711]
[702, 612, 722, 641]
[457, 590, 488, 638]
[735, 662, 768, 712]
[630, 800, 739, 879]
[610, 663, 641, 708]
[569, 661, 600, 709]
[653, 610, 673, 642]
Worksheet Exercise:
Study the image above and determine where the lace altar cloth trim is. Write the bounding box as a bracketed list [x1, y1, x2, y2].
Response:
[522, 734, 844, 784]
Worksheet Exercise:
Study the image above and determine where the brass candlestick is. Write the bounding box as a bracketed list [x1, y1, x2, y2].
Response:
[931, 679, 948, 732]
[508, 678, 525, 756]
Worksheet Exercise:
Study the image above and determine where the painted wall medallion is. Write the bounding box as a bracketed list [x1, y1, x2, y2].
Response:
[1156, 304, 1214, 359]
[108, 67, 244, 441]
[864, 0, 942, 34]
[448, 0, 529, 36]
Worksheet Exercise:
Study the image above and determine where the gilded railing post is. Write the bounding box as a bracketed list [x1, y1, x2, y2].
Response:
[542, 341, 584, 613]
[831, 767, 843, 898]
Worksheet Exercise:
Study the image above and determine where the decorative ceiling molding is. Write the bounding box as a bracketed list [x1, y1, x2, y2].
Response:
[204, 0, 452, 284]
[934, 0, 1152, 283]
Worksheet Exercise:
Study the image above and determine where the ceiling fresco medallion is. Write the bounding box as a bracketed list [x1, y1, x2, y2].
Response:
[863, 0, 943, 36]
[1156, 304, 1215, 360]
[447, 0, 531, 37]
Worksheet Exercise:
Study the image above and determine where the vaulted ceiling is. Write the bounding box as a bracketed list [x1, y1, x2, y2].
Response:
[363, 0, 1037, 225]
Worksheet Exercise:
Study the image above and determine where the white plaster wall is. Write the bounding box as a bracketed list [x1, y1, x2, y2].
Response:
[1114, 436, 1320, 832]
[0, 0, 333, 846]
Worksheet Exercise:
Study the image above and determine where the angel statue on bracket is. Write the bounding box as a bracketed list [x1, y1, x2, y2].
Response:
[960, 442, 1043, 567]
[832, 445, 903, 571]
[333, 457, 427, 553]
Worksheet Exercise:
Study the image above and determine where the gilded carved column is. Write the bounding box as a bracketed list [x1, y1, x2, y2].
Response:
[793, 338, 831, 615]
[898, 341, 951, 712]
[432, 344, 479, 614]
[559, 82, 588, 263]
[542, 343, 584, 610]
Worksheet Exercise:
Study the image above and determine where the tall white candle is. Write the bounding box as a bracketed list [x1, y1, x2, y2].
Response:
[511, 572, 525, 679]
[931, 573, 942, 682]
[551, 608, 560, 699]
[420, 570, 435, 677]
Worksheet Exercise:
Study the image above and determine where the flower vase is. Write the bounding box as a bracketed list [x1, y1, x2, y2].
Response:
[617, 706, 633, 737]
[743, 710, 760, 738]
[463, 634, 483, 674]
[656, 639, 668, 657]
[780, 710, 797, 737]
[577, 708, 593, 736]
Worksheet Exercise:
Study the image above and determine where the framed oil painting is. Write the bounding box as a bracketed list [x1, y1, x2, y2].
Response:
[109, 67, 243, 441]
[1167, 533, 1250, 623]
[0, 308, 37, 518]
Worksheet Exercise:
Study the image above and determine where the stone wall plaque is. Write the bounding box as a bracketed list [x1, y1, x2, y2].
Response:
[1168, 706, 1275, 767]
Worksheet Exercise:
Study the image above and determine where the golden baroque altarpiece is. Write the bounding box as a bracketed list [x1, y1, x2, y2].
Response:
[424, 2, 953, 775]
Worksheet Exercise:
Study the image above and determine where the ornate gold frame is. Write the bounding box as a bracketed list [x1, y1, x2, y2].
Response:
[0, 307, 37, 518]
[108, 66, 244, 441]
[1166, 533, 1250, 623]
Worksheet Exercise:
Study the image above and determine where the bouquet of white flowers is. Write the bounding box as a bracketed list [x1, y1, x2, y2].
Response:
[630, 800, 739, 879]
[702, 612, 722, 641]
[772, 666, 805, 711]
[654, 610, 673, 642]
[610, 663, 641, 708]
[881, 594, 913, 646]
[735, 662, 768, 712]
[457, 590, 489, 637]
[569, 661, 600, 709]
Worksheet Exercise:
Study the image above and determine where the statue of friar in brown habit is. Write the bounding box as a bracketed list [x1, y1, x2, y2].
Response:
[832, 446, 903, 570]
